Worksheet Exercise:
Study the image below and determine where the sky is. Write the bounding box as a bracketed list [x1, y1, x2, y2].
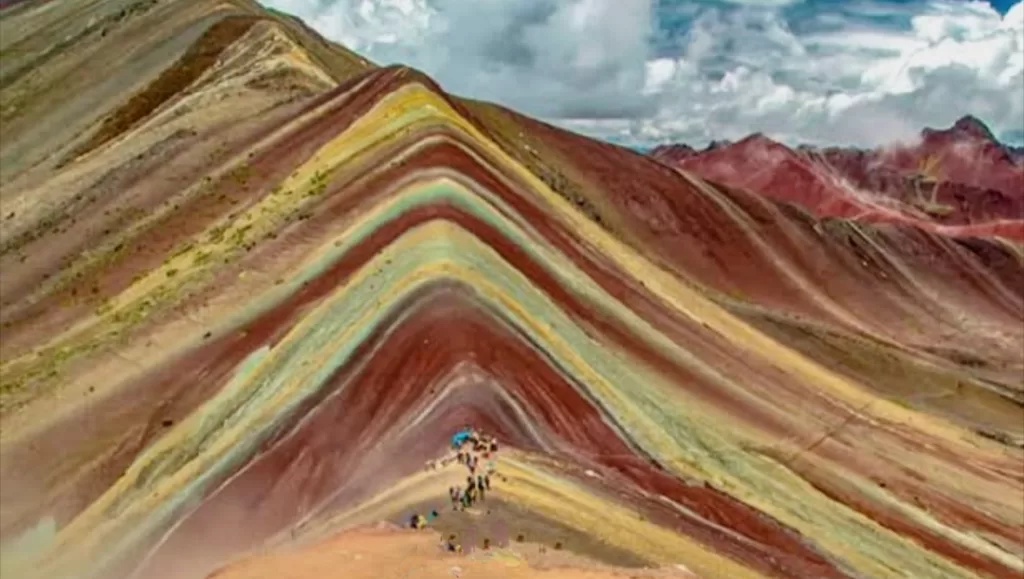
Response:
[260, 0, 1024, 149]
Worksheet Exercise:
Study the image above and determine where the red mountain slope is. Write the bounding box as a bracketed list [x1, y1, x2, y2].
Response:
[651, 116, 1024, 240]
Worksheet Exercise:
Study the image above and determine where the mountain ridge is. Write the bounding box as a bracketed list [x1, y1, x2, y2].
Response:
[1, 2, 1021, 579]
[650, 115, 1024, 240]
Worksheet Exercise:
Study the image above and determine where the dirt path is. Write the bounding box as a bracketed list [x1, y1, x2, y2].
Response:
[207, 524, 699, 579]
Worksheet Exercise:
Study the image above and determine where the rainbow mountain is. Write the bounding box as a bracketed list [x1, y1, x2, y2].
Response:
[0, 1, 1021, 578]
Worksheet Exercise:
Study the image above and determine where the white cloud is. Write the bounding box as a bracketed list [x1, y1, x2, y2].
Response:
[261, 0, 657, 119]
[259, 0, 1024, 148]
[629, 0, 1024, 147]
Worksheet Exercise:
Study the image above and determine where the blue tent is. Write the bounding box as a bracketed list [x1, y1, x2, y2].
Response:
[450, 429, 472, 448]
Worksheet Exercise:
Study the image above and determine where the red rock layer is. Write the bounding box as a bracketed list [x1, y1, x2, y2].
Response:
[650, 118, 1024, 239]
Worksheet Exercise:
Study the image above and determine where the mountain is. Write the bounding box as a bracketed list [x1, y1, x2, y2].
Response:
[650, 116, 1024, 240]
[1, 2, 1021, 579]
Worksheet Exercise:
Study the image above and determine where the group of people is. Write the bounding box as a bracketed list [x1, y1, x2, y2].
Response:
[449, 472, 491, 510]
[409, 425, 502, 544]
[449, 427, 498, 511]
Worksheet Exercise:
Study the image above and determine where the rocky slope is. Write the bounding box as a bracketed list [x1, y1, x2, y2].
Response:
[0, 1, 1021, 579]
[651, 116, 1024, 240]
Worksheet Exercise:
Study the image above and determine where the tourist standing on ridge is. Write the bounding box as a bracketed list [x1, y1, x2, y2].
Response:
[466, 476, 477, 506]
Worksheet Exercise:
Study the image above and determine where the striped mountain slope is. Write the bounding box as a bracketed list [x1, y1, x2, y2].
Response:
[0, 1, 1021, 579]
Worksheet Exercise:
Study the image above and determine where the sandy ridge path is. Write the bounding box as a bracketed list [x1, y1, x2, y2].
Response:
[207, 524, 699, 579]
[207, 441, 700, 579]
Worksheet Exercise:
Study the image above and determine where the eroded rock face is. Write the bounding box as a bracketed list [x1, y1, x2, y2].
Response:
[651, 116, 1024, 239]
[0, 2, 1021, 579]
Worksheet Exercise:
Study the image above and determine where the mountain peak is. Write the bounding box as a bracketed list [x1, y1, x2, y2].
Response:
[949, 115, 997, 141]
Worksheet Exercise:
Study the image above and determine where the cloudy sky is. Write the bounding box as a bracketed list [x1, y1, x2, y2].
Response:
[260, 0, 1024, 149]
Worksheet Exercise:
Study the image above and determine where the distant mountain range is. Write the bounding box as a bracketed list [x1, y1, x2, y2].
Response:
[650, 115, 1024, 240]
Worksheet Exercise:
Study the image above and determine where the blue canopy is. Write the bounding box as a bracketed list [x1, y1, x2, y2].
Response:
[450, 429, 472, 447]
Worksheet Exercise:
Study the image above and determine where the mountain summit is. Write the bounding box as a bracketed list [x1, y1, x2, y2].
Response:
[1, 2, 1021, 579]
[948, 114, 998, 142]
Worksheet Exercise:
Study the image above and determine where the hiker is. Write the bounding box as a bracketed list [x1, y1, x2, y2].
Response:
[477, 474, 486, 501]
[484, 473, 491, 490]
[449, 486, 459, 509]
